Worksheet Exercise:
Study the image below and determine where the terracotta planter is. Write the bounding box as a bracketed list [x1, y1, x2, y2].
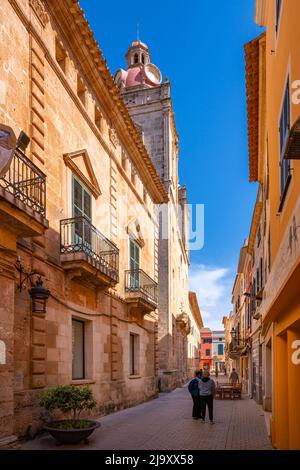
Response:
[44, 420, 101, 445]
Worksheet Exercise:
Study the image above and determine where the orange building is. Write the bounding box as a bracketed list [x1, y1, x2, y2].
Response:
[199, 328, 212, 371]
[244, 0, 300, 450]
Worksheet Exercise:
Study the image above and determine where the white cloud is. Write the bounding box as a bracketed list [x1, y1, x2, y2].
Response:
[189, 264, 234, 331]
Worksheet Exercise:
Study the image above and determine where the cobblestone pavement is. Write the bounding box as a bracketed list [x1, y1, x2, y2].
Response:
[22, 385, 273, 450]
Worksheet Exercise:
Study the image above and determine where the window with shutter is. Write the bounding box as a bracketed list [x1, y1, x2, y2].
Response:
[279, 80, 291, 207]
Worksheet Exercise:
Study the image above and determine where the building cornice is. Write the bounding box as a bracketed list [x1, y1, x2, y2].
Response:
[44, 0, 168, 204]
[248, 186, 263, 256]
[255, 0, 267, 27]
[188, 292, 204, 330]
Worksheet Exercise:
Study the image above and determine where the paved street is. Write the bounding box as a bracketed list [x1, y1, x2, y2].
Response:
[22, 385, 272, 450]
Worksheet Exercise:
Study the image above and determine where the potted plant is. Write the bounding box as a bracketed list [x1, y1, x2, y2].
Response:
[40, 385, 100, 445]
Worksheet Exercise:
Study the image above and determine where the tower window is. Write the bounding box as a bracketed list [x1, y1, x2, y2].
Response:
[141, 54, 145, 64]
[134, 53, 139, 64]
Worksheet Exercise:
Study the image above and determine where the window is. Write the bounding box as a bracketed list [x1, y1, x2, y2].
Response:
[56, 38, 67, 73]
[72, 176, 92, 246]
[257, 225, 261, 247]
[77, 76, 86, 106]
[205, 349, 210, 357]
[143, 187, 147, 205]
[121, 152, 127, 171]
[279, 80, 291, 207]
[275, 0, 282, 34]
[218, 344, 224, 355]
[72, 176, 91, 221]
[129, 239, 140, 289]
[95, 106, 102, 131]
[129, 333, 139, 376]
[131, 168, 136, 186]
[203, 338, 212, 344]
[260, 258, 264, 290]
[141, 54, 145, 64]
[268, 228, 271, 272]
[72, 319, 85, 380]
[134, 53, 139, 64]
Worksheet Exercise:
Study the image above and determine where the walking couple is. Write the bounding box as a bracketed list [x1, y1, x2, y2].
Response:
[188, 370, 215, 424]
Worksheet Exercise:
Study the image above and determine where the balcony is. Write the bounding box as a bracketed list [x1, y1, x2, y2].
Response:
[0, 149, 48, 242]
[60, 217, 119, 287]
[229, 339, 248, 359]
[125, 269, 158, 314]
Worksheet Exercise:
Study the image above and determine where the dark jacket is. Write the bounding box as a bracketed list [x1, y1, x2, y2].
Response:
[188, 378, 200, 396]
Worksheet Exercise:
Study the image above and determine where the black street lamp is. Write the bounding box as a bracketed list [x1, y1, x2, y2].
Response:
[29, 278, 50, 315]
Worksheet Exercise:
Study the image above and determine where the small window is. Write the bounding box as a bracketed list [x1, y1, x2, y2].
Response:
[131, 168, 136, 185]
[205, 349, 210, 357]
[257, 225, 261, 247]
[218, 344, 223, 355]
[56, 38, 67, 73]
[275, 0, 282, 34]
[77, 76, 86, 106]
[95, 106, 102, 131]
[141, 54, 145, 64]
[134, 53, 139, 64]
[129, 333, 139, 376]
[122, 152, 127, 171]
[72, 319, 85, 380]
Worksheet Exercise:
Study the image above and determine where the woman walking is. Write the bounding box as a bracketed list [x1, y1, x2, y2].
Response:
[199, 370, 216, 424]
[188, 370, 202, 419]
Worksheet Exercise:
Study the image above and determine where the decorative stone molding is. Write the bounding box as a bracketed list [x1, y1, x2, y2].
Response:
[45, 0, 168, 203]
[30, 0, 49, 28]
[109, 128, 119, 148]
[127, 219, 145, 248]
[63, 149, 101, 198]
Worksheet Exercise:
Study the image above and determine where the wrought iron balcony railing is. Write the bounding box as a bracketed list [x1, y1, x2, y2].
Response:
[0, 148, 46, 217]
[60, 217, 119, 282]
[125, 269, 158, 306]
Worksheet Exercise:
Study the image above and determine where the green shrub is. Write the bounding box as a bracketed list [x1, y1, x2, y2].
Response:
[40, 385, 96, 420]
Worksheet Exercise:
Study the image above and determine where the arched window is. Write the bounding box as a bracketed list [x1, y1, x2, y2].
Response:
[141, 54, 145, 64]
[134, 53, 139, 64]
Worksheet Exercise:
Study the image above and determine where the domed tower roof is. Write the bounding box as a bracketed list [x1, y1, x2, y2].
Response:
[126, 40, 151, 68]
[115, 39, 162, 90]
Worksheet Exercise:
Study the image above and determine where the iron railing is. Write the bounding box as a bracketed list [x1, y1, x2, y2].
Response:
[60, 217, 119, 282]
[0, 148, 46, 216]
[125, 269, 158, 306]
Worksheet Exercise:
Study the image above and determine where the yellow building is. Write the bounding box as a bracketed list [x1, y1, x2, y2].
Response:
[244, 0, 300, 450]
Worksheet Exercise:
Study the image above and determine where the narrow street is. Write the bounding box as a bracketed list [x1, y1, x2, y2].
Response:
[22, 384, 272, 451]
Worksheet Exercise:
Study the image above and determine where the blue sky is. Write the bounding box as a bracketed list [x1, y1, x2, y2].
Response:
[80, 0, 263, 329]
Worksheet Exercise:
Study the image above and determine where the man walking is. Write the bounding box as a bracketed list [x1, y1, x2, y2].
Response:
[229, 368, 239, 385]
[199, 370, 216, 424]
[188, 370, 202, 420]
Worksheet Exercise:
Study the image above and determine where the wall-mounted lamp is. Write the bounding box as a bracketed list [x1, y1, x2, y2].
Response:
[16, 131, 30, 152]
[29, 278, 50, 315]
[15, 257, 50, 315]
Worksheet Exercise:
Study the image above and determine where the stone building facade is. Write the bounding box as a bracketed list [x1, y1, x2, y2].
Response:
[187, 292, 203, 379]
[115, 40, 191, 391]
[0, 0, 168, 445]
